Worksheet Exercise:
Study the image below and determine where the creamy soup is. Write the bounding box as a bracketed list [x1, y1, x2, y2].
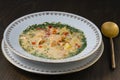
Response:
[19, 22, 87, 59]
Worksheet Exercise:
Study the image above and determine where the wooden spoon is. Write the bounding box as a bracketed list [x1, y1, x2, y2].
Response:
[101, 21, 119, 69]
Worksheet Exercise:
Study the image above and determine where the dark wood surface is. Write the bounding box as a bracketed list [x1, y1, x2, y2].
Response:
[0, 0, 120, 80]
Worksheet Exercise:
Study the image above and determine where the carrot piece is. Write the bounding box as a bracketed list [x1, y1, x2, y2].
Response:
[75, 43, 81, 48]
[48, 26, 52, 28]
[39, 45, 42, 48]
[52, 28, 57, 34]
[36, 27, 41, 30]
[63, 32, 69, 36]
[32, 42, 36, 45]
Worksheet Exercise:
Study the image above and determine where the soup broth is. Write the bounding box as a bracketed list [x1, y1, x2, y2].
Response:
[19, 22, 87, 59]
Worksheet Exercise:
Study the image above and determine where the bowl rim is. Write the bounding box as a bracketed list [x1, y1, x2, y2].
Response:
[3, 11, 102, 63]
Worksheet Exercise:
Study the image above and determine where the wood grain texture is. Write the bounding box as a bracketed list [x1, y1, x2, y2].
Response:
[0, 0, 120, 80]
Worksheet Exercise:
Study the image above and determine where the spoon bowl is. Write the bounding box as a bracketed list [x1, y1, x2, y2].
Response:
[101, 22, 119, 38]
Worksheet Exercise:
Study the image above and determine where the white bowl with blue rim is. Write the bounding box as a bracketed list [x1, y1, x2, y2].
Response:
[3, 11, 102, 63]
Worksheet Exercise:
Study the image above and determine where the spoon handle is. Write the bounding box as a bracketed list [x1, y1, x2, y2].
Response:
[110, 38, 116, 69]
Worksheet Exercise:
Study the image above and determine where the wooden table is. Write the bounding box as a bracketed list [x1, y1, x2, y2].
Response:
[0, 0, 120, 80]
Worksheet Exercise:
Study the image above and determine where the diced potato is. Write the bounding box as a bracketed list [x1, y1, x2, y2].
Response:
[64, 43, 71, 50]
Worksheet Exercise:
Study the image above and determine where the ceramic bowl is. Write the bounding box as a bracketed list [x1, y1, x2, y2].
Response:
[3, 11, 102, 63]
